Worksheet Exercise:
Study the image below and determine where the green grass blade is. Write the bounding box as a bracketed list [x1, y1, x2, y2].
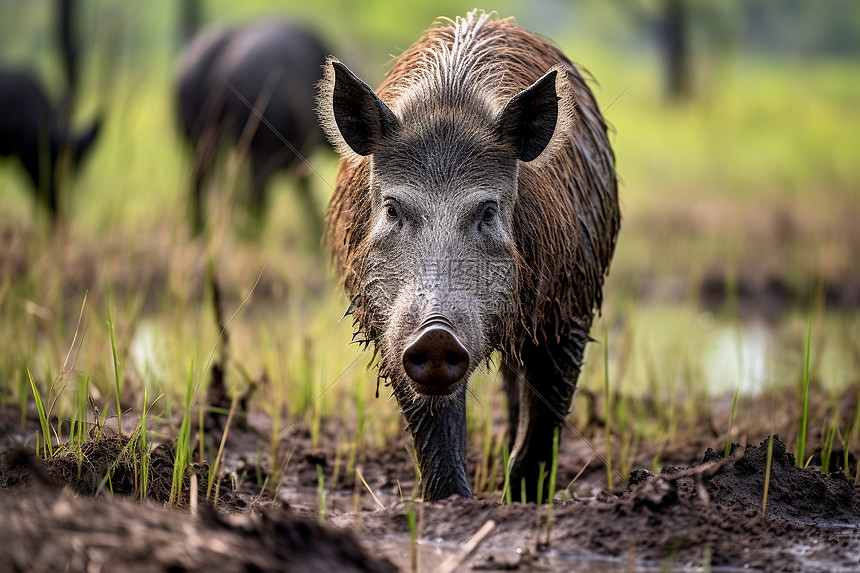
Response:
[796, 317, 812, 467]
[821, 409, 838, 474]
[536, 461, 546, 506]
[27, 368, 53, 458]
[74, 375, 89, 446]
[139, 387, 149, 501]
[207, 399, 238, 500]
[543, 426, 560, 537]
[406, 502, 418, 573]
[316, 463, 326, 524]
[762, 434, 774, 523]
[501, 439, 512, 505]
[106, 304, 122, 437]
[724, 386, 740, 458]
[170, 359, 195, 505]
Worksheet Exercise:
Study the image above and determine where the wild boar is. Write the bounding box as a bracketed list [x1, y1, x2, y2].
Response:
[0, 0, 99, 221]
[318, 10, 620, 501]
[176, 19, 328, 234]
[0, 68, 100, 220]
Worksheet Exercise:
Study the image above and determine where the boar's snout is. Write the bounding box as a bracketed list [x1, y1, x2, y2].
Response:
[402, 321, 470, 393]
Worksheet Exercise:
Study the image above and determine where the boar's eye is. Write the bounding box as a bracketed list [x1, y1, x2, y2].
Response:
[384, 200, 402, 222]
[481, 203, 497, 224]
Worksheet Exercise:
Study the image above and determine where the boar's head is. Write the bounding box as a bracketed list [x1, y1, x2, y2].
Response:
[319, 60, 570, 402]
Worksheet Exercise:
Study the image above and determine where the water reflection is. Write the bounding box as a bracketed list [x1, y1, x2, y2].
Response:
[604, 304, 857, 397]
[704, 320, 771, 394]
[129, 319, 166, 391]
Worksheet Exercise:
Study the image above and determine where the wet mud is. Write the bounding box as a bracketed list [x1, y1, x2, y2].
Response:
[339, 438, 858, 572]
[0, 480, 396, 572]
[0, 436, 396, 572]
[1, 400, 857, 573]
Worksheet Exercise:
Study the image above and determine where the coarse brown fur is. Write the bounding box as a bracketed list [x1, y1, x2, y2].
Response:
[325, 12, 618, 361]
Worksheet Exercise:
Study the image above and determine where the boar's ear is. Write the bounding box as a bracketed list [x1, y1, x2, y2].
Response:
[318, 59, 400, 156]
[495, 68, 562, 163]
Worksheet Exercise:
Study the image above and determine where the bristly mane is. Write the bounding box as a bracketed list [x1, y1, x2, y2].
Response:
[386, 11, 507, 113]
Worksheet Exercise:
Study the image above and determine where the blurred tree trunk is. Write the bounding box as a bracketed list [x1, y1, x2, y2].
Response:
[56, 0, 77, 120]
[659, 0, 692, 100]
[614, 0, 695, 101]
[180, 0, 201, 46]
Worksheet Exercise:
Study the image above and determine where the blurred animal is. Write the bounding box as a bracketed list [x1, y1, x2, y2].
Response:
[0, 0, 101, 221]
[0, 69, 100, 218]
[318, 11, 619, 501]
[176, 19, 328, 234]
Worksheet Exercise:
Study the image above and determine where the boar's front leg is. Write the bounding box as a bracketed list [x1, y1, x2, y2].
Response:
[504, 321, 589, 502]
[398, 385, 472, 501]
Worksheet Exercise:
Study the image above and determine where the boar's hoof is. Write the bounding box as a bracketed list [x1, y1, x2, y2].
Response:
[403, 325, 469, 393]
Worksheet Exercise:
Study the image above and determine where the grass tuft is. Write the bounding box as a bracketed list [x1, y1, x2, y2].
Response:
[170, 360, 195, 505]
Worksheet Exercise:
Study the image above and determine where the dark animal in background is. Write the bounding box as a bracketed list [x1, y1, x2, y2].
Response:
[0, 70, 100, 218]
[0, 0, 101, 221]
[318, 11, 620, 501]
[176, 19, 328, 234]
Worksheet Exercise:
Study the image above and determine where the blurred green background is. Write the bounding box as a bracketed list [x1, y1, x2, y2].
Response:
[0, 0, 857, 478]
[1, 0, 857, 279]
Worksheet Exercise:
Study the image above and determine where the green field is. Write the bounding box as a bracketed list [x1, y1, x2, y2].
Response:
[1, 0, 858, 496]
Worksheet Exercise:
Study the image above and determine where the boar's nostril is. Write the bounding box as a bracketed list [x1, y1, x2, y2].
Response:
[402, 326, 470, 392]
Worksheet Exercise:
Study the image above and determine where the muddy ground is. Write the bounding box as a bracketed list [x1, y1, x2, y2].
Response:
[1, 397, 858, 573]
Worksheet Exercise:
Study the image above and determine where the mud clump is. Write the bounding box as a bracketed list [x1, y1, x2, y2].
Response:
[2, 411, 858, 571]
[703, 436, 859, 525]
[37, 436, 236, 507]
[0, 444, 396, 572]
[0, 484, 397, 573]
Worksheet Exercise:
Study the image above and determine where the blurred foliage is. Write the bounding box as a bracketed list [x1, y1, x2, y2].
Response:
[0, 0, 857, 299]
[0, 0, 856, 278]
[2, 0, 859, 79]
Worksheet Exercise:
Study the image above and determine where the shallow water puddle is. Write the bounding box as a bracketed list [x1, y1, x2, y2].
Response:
[703, 321, 771, 393]
[613, 304, 858, 396]
[361, 532, 755, 572]
[128, 303, 859, 407]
